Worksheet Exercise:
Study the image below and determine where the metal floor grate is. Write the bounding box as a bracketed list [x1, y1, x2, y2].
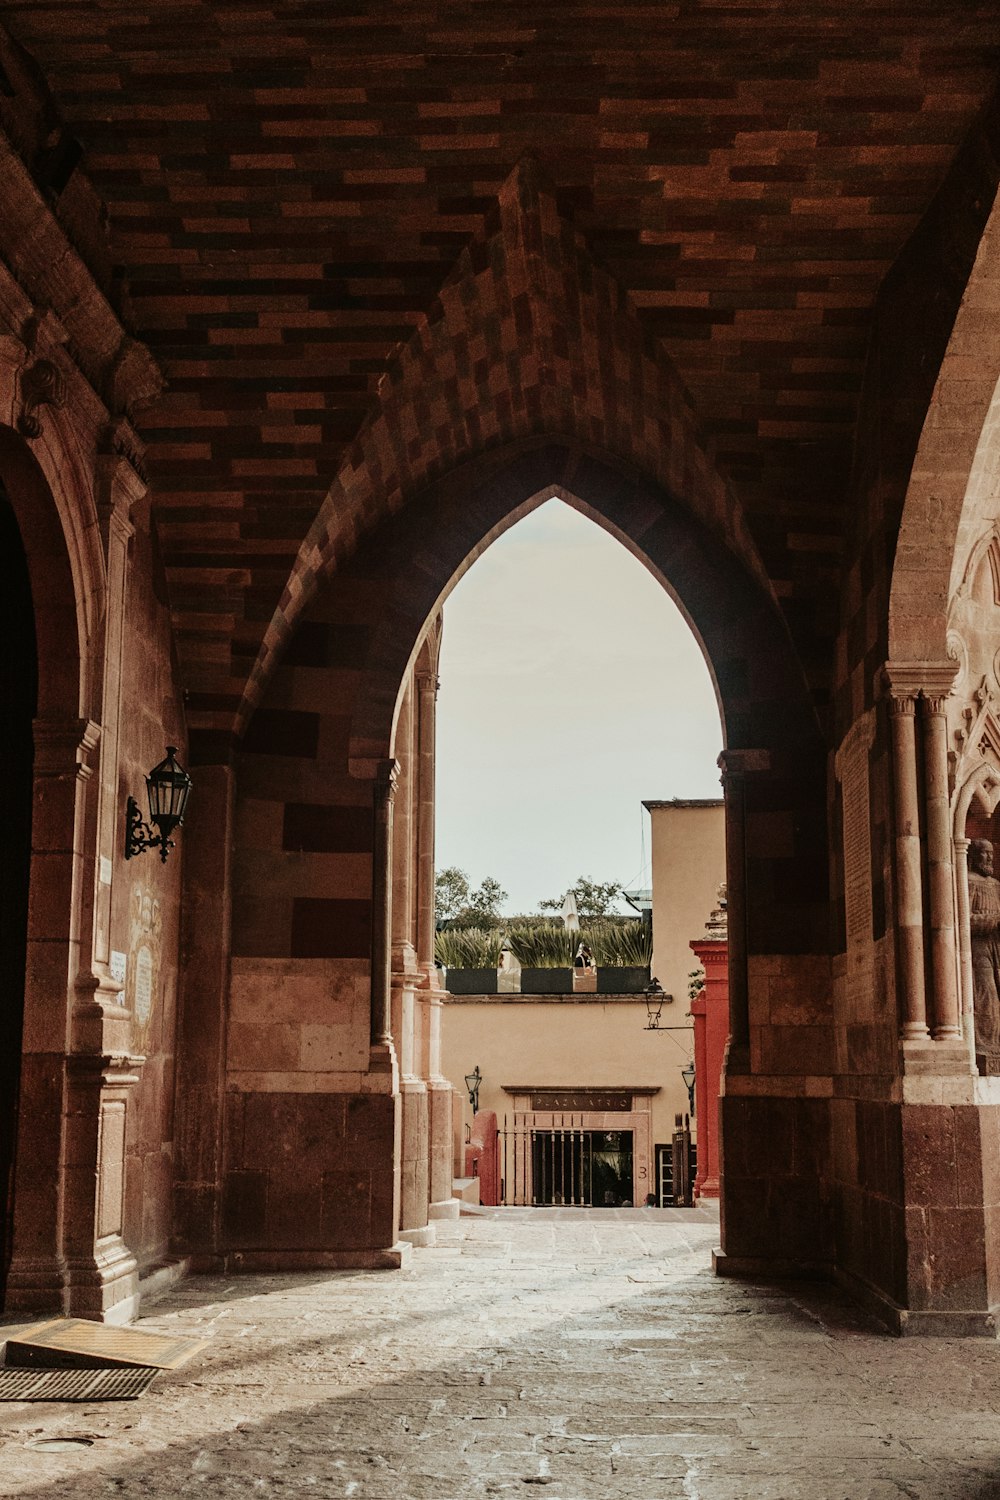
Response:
[0, 1365, 160, 1402]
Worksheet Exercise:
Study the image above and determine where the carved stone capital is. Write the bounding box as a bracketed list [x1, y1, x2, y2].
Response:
[32, 716, 101, 779]
[99, 419, 149, 493]
[920, 693, 951, 717]
[65, 1052, 145, 1090]
[717, 748, 770, 784]
[881, 659, 958, 705]
[376, 756, 401, 805]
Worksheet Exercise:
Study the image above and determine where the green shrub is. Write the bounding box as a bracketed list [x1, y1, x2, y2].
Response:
[506, 924, 577, 968]
[434, 927, 503, 969]
[504, 919, 651, 968]
[433, 917, 651, 970]
[583, 919, 652, 967]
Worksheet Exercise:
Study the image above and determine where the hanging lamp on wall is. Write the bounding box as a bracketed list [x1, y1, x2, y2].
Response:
[124, 746, 193, 864]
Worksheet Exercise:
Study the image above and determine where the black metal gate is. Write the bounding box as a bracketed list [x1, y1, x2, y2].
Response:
[496, 1115, 635, 1206]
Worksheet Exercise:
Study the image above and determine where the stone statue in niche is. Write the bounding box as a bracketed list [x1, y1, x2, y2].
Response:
[967, 838, 1000, 1067]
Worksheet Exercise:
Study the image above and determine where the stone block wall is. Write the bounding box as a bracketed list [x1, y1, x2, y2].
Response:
[223, 597, 392, 1260]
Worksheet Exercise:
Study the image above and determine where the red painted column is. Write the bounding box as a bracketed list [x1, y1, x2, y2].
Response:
[464, 1111, 499, 1206]
[689, 986, 708, 1198]
[690, 912, 729, 1200]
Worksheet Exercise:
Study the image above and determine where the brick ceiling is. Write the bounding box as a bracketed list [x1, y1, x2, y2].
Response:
[3, 2, 1000, 728]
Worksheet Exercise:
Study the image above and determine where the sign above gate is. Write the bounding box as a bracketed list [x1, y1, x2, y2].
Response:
[530, 1091, 631, 1112]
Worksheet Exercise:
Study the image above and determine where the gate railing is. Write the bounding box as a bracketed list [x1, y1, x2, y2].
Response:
[497, 1113, 592, 1206]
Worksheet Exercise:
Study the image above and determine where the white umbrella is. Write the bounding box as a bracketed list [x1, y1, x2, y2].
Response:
[561, 890, 581, 931]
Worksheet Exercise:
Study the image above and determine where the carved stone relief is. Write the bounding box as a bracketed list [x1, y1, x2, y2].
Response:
[948, 522, 1000, 1071]
[125, 882, 162, 1043]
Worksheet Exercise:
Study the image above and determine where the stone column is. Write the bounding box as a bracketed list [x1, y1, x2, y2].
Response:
[690, 891, 729, 1201]
[392, 684, 416, 959]
[370, 758, 399, 1057]
[392, 683, 431, 1244]
[689, 984, 708, 1199]
[921, 693, 962, 1041]
[415, 668, 439, 979]
[65, 454, 149, 1320]
[87, 456, 146, 986]
[416, 665, 458, 1220]
[885, 683, 928, 1040]
[55, 454, 153, 1321]
[367, 756, 402, 1248]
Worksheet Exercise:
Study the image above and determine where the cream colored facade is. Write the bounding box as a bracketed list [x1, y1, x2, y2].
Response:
[644, 798, 726, 1012]
[438, 801, 726, 1207]
[440, 994, 693, 1204]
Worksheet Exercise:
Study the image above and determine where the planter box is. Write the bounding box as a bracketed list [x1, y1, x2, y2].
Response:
[518, 967, 573, 994]
[445, 967, 499, 995]
[596, 965, 650, 994]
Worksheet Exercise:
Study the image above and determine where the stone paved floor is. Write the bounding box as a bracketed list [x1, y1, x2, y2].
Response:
[4, 1206, 1000, 1498]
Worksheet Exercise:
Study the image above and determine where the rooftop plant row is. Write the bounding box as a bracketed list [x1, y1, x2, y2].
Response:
[434, 919, 652, 970]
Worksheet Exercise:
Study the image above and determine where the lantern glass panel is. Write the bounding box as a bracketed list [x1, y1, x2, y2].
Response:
[146, 747, 192, 830]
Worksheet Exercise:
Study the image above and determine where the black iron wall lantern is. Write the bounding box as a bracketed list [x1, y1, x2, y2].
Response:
[644, 977, 666, 1030]
[464, 1065, 482, 1116]
[681, 1061, 696, 1114]
[125, 746, 193, 864]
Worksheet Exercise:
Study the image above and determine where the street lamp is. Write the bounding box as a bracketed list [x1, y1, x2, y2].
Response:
[125, 746, 193, 863]
[464, 1065, 482, 1115]
[644, 977, 666, 1031]
[681, 1061, 695, 1114]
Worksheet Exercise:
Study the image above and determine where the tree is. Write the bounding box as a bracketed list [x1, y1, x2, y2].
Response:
[436, 868, 508, 926]
[461, 876, 507, 927]
[539, 876, 624, 918]
[436, 866, 470, 922]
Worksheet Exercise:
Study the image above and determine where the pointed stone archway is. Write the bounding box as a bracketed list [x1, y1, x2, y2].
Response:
[208, 426, 832, 1277]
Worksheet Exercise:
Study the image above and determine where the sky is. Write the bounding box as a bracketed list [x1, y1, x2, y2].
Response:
[435, 498, 724, 915]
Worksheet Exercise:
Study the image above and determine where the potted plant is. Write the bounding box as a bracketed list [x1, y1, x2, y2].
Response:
[587, 920, 652, 994]
[507, 924, 574, 994]
[435, 927, 502, 994]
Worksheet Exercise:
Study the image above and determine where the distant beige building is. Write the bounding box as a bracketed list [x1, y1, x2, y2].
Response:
[643, 798, 726, 1009]
[441, 992, 683, 1206]
[438, 798, 727, 1208]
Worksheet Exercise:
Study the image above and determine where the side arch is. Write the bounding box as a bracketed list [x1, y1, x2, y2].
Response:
[0, 421, 91, 1312]
[0, 423, 88, 716]
[890, 188, 1000, 664]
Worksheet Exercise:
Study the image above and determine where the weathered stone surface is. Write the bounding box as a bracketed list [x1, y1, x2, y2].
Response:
[3, 1210, 1000, 1498]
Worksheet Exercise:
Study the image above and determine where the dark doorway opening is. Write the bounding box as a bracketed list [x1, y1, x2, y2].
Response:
[530, 1129, 634, 1206]
[0, 479, 37, 1305]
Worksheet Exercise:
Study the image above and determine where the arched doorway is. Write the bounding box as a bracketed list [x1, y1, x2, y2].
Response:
[428, 494, 725, 1214]
[0, 477, 36, 1300]
[0, 421, 91, 1316]
[219, 438, 831, 1276]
